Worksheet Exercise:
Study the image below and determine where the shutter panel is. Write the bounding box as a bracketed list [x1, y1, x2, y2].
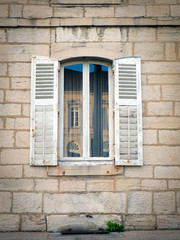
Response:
[114, 57, 143, 166]
[30, 56, 58, 166]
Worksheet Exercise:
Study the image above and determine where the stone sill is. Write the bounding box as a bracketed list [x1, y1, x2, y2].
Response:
[1, 17, 180, 27]
[48, 165, 123, 176]
[50, 0, 123, 7]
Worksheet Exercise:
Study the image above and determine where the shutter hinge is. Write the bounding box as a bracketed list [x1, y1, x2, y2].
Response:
[113, 68, 114, 74]
[32, 129, 34, 137]
[58, 109, 60, 117]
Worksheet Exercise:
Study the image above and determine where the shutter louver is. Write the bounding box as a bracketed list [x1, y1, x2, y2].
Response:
[30, 56, 58, 166]
[114, 57, 143, 166]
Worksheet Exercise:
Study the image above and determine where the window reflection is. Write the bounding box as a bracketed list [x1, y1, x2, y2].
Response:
[63, 64, 83, 157]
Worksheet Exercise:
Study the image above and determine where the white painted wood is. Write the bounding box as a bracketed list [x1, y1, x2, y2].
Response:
[114, 57, 143, 166]
[30, 56, 58, 166]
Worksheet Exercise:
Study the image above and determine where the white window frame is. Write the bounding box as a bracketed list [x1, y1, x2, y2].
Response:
[59, 60, 113, 165]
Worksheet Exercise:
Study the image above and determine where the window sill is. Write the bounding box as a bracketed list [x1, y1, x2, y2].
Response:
[48, 165, 123, 176]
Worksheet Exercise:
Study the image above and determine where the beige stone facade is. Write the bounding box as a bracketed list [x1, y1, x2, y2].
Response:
[0, 0, 180, 232]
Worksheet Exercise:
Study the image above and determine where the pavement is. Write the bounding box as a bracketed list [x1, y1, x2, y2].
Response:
[0, 231, 180, 240]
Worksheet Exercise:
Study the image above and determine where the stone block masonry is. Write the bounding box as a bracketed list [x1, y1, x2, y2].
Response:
[0, 0, 180, 232]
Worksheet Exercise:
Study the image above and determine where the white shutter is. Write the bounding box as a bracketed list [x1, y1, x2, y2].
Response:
[114, 57, 143, 166]
[30, 56, 58, 166]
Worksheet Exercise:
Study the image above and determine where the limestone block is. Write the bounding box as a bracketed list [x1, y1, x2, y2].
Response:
[115, 178, 140, 191]
[21, 215, 46, 231]
[13, 192, 42, 213]
[115, 6, 145, 17]
[0, 90, 4, 102]
[23, 6, 52, 18]
[11, 78, 30, 89]
[144, 146, 180, 165]
[125, 166, 153, 178]
[1, 149, 29, 164]
[0, 179, 34, 191]
[142, 86, 160, 101]
[155, 0, 177, 3]
[5, 90, 30, 103]
[85, 7, 114, 17]
[87, 179, 114, 192]
[143, 130, 157, 145]
[168, 180, 180, 190]
[154, 192, 175, 214]
[0, 4, 8, 17]
[124, 215, 156, 230]
[0, 214, 20, 231]
[128, 27, 156, 42]
[128, 192, 152, 214]
[148, 75, 180, 85]
[162, 86, 180, 101]
[6, 118, 30, 130]
[0, 29, 6, 42]
[54, 7, 83, 17]
[0, 130, 14, 147]
[61, 18, 92, 26]
[146, 5, 169, 17]
[8, 28, 50, 43]
[129, 0, 154, 4]
[9, 63, 30, 77]
[0, 118, 4, 128]
[22, 104, 30, 117]
[0, 192, 12, 213]
[18, 18, 50, 27]
[43, 192, 126, 214]
[10, 5, 22, 17]
[177, 192, 180, 213]
[0, 44, 49, 62]
[141, 179, 167, 190]
[35, 179, 58, 192]
[0, 78, 9, 89]
[154, 166, 180, 179]
[157, 27, 180, 42]
[0, 165, 22, 178]
[60, 179, 86, 192]
[142, 62, 180, 74]
[0, 0, 27, 3]
[0, 18, 17, 27]
[134, 43, 164, 60]
[0, 104, 21, 116]
[15, 131, 29, 147]
[24, 165, 47, 178]
[175, 103, 180, 116]
[147, 102, 173, 116]
[47, 214, 122, 232]
[159, 130, 180, 145]
[165, 43, 176, 61]
[157, 215, 180, 229]
[0, 63, 7, 76]
[143, 117, 180, 129]
[29, 0, 49, 4]
[171, 6, 180, 17]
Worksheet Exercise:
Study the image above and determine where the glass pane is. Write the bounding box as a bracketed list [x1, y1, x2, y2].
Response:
[90, 64, 109, 157]
[63, 64, 83, 157]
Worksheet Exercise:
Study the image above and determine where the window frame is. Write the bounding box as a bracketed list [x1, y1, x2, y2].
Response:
[59, 59, 113, 165]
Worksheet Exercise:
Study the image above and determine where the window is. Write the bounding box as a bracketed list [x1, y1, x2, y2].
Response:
[30, 56, 143, 167]
[59, 61, 113, 164]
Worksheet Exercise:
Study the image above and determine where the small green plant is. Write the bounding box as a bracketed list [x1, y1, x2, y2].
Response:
[106, 220, 125, 232]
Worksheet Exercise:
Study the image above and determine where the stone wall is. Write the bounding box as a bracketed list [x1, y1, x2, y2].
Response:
[0, 0, 180, 232]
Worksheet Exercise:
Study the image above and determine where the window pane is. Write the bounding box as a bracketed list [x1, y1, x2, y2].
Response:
[90, 64, 109, 157]
[63, 64, 83, 157]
